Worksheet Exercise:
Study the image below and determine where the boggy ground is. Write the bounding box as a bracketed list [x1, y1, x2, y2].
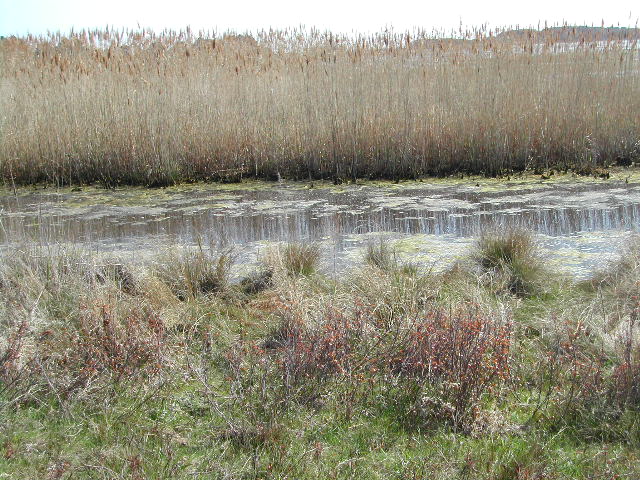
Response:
[1, 233, 640, 479]
[3, 168, 640, 278]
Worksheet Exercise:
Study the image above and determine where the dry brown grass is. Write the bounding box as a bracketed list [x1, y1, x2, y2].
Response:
[1, 26, 639, 186]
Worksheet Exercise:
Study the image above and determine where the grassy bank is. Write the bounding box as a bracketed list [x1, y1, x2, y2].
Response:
[2, 234, 640, 478]
[1, 26, 640, 187]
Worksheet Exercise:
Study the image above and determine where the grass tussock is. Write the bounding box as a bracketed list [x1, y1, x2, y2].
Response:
[1, 26, 640, 186]
[154, 244, 235, 300]
[589, 235, 640, 292]
[364, 238, 419, 277]
[2, 236, 640, 477]
[240, 267, 274, 295]
[473, 229, 545, 296]
[364, 238, 397, 271]
[265, 242, 320, 277]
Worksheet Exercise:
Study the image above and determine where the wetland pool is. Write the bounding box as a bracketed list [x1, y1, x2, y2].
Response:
[2, 174, 640, 278]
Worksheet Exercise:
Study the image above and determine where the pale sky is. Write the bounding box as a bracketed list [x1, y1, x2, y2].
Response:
[0, 0, 638, 37]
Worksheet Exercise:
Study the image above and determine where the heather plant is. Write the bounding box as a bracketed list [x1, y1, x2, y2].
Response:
[515, 288, 640, 444]
[387, 305, 512, 431]
[0, 293, 165, 411]
[610, 296, 640, 412]
[34, 299, 166, 400]
[0, 320, 28, 394]
[240, 294, 512, 432]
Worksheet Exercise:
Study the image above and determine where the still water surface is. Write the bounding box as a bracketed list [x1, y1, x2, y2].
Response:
[2, 176, 640, 277]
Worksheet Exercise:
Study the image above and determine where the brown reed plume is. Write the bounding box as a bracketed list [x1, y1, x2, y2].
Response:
[1, 26, 639, 186]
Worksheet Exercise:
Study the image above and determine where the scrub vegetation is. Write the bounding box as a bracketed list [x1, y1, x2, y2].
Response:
[1, 26, 640, 186]
[2, 232, 640, 478]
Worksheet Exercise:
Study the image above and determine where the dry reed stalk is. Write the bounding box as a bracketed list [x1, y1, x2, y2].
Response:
[0, 26, 639, 186]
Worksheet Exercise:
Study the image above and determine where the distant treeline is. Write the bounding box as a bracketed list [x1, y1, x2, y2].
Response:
[496, 26, 640, 41]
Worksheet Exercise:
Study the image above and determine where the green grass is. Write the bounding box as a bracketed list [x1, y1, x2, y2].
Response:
[2, 395, 638, 479]
[2, 237, 640, 478]
[473, 229, 548, 296]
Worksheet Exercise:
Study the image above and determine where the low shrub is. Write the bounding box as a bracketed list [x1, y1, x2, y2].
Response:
[534, 304, 640, 441]
[387, 305, 512, 431]
[40, 300, 165, 398]
[230, 298, 512, 432]
[0, 320, 29, 391]
[0, 297, 166, 408]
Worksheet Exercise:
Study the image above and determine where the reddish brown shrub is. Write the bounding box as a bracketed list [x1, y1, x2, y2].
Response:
[545, 319, 608, 419]
[0, 319, 29, 388]
[39, 301, 166, 398]
[610, 294, 640, 409]
[78, 302, 164, 375]
[387, 306, 512, 429]
[238, 300, 512, 431]
[276, 306, 364, 387]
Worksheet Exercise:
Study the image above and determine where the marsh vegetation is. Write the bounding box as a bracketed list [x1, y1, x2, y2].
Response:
[2, 233, 640, 478]
[1, 26, 639, 186]
[2, 21, 640, 478]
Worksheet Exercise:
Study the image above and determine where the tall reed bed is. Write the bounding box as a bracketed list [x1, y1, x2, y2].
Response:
[1, 26, 639, 186]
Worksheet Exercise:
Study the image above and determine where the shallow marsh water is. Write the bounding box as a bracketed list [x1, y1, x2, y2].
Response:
[2, 170, 640, 278]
